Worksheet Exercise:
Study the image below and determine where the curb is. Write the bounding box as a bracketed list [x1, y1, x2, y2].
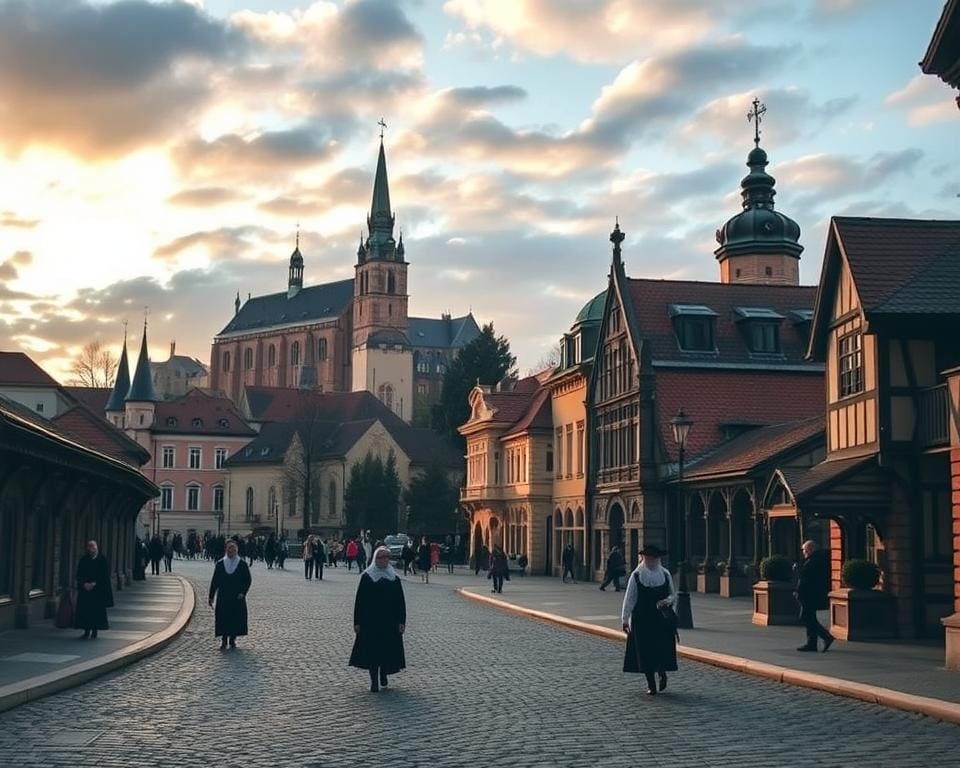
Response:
[457, 588, 960, 727]
[0, 575, 196, 714]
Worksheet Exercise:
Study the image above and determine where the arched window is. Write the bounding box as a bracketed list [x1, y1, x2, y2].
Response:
[267, 345, 276, 368]
[377, 383, 394, 410]
[387, 271, 396, 294]
[318, 338, 327, 361]
[328, 480, 336, 518]
[268, 486, 277, 519]
[243, 348, 253, 369]
[291, 341, 300, 366]
[223, 351, 231, 372]
[245, 487, 254, 520]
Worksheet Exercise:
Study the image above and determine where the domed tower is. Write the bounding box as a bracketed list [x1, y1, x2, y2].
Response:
[714, 100, 802, 286]
[288, 229, 304, 299]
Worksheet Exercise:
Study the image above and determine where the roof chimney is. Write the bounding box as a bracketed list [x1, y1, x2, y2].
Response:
[169, 340, 176, 359]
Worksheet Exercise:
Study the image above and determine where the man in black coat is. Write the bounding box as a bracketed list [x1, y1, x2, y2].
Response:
[148, 534, 163, 575]
[600, 546, 625, 592]
[795, 540, 834, 652]
[74, 540, 114, 639]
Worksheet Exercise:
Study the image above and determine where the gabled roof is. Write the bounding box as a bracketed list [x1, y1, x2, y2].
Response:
[52, 402, 150, 467]
[502, 387, 552, 437]
[0, 351, 60, 387]
[105, 342, 130, 412]
[151, 355, 208, 377]
[127, 329, 158, 402]
[153, 389, 256, 437]
[625, 278, 818, 369]
[921, 0, 960, 88]
[681, 416, 823, 482]
[460, 376, 553, 439]
[217, 279, 354, 337]
[243, 386, 403, 427]
[66, 386, 112, 414]
[409, 314, 481, 349]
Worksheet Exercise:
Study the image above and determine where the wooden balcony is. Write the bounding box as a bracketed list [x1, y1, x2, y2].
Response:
[917, 383, 950, 449]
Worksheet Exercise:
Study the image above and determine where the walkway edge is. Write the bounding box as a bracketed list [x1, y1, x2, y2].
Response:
[457, 588, 960, 727]
[0, 576, 196, 714]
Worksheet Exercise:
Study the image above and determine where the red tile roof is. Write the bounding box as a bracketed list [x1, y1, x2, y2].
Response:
[655, 368, 824, 464]
[244, 386, 400, 426]
[52, 403, 150, 467]
[153, 389, 255, 437]
[502, 387, 553, 437]
[0, 352, 59, 387]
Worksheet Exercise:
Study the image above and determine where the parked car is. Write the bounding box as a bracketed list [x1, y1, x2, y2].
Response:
[384, 534, 411, 561]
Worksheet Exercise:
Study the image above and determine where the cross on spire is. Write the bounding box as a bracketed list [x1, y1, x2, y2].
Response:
[378, 117, 387, 141]
[296, 221, 300, 249]
[748, 97, 767, 147]
[143, 306, 150, 331]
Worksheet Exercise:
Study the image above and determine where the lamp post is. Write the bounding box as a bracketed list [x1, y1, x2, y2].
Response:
[670, 408, 695, 630]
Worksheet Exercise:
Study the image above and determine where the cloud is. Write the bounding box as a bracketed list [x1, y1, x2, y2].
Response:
[885, 75, 958, 126]
[152, 226, 276, 262]
[0, 0, 245, 156]
[0, 250, 36, 298]
[0, 210, 40, 228]
[166, 187, 247, 207]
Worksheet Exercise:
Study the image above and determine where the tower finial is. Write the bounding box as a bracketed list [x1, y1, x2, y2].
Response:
[378, 117, 387, 142]
[143, 306, 150, 331]
[747, 97, 767, 147]
[610, 218, 625, 264]
[296, 222, 300, 250]
[122, 319, 128, 344]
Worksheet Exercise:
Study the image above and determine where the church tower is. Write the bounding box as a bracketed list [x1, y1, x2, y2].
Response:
[714, 100, 803, 286]
[124, 320, 158, 440]
[105, 328, 131, 428]
[288, 230, 304, 299]
[351, 132, 413, 421]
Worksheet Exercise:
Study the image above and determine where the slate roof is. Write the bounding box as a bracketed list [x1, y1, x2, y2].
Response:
[681, 415, 823, 482]
[921, 0, 960, 87]
[153, 389, 256, 437]
[502, 387, 552, 437]
[408, 314, 481, 349]
[217, 279, 354, 337]
[52, 402, 150, 467]
[0, 351, 60, 387]
[625, 278, 818, 369]
[782, 455, 876, 500]
[151, 355, 208, 377]
[64, 386, 112, 414]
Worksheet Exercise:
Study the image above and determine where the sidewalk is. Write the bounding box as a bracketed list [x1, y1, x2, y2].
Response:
[0, 572, 194, 713]
[456, 574, 960, 724]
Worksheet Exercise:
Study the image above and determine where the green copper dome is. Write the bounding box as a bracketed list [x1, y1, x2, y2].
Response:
[574, 289, 606, 326]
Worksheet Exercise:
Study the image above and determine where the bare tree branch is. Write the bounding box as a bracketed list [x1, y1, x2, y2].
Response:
[68, 341, 117, 388]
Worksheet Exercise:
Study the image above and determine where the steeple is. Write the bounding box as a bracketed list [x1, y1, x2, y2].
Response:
[610, 217, 624, 266]
[234, 291, 240, 315]
[288, 227, 304, 299]
[126, 320, 158, 403]
[366, 137, 395, 242]
[105, 328, 130, 416]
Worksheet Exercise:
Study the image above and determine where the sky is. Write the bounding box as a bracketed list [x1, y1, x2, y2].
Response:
[0, 0, 957, 381]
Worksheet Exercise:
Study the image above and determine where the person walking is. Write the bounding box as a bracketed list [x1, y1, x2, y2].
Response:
[795, 540, 834, 652]
[349, 546, 406, 692]
[444, 535, 455, 574]
[356, 538, 368, 571]
[208, 539, 251, 650]
[162, 536, 174, 573]
[621, 545, 678, 695]
[74, 540, 113, 639]
[401, 541, 416, 575]
[346, 539, 359, 571]
[148, 534, 163, 576]
[277, 536, 288, 570]
[313, 537, 326, 581]
[561, 543, 577, 583]
[303, 535, 316, 580]
[133, 537, 147, 581]
[488, 544, 510, 594]
[264, 534, 277, 570]
[417, 537, 432, 584]
[600, 545, 625, 592]
[474, 543, 490, 576]
[362, 534, 373, 570]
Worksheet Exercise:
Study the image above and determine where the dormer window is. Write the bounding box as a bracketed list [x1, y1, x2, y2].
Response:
[733, 307, 784, 354]
[218, 418, 229, 428]
[166, 416, 178, 427]
[191, 417, 203, 428]
[669, 304, 717, 352]
[790, 309, 813, 348]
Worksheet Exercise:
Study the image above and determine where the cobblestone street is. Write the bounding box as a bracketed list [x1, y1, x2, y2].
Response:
[0, 560, 957, 767]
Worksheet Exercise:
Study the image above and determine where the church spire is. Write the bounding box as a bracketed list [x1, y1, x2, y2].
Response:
[105, 326, 130, 414]
[126, 318, 158, 403]
[367, 128, 394, 239]
[288, 226, 304, 299]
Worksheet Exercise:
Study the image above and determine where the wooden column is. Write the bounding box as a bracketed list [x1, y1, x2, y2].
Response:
[942, 366, 960, 669]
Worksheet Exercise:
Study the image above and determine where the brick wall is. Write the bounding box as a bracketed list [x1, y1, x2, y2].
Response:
[830, 519, 843, 590]
[883, 478, 916, 636]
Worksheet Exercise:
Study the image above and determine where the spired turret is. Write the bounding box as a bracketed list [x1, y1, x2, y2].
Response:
[105, 331, 131, 427]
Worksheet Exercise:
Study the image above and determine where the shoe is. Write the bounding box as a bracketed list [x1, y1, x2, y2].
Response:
[91, 629, 98, 639]
[229, 638, 236, 648]
[599, 586, 606, 591]
[379, 673, 388, 687]
[796, 645, 817, 652]
[822, 635, 834, 653]
[370, 682, 379, 693]
[491, 589, 497, 593]
[646, 688, 657, 696]
[220, 639, 228, 650]
[658, 673, 667, 691]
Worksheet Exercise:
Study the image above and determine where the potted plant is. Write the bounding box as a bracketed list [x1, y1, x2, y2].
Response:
[719, 559, 751, 598]
[752, 554, 799, 626]
[697, 559, 720, 594]
[829, 559, 897, 641]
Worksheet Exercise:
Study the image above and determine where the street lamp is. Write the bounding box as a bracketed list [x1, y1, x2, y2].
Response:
[670, 408, 694, 630]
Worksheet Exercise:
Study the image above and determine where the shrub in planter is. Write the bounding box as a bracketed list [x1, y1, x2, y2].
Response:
[759, 555, 793, 582]
[716, 560, 730, 576]
[698, 560, 717, 573]
[841, 559, 880, 590]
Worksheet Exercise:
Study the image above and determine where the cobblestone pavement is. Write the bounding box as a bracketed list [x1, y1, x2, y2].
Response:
[0, 560, 956, 768]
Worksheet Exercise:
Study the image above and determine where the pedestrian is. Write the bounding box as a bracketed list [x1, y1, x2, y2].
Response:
[148, 534, 163, 575]
[313, 537, 326, 581]
[444, 535, 455, 574]
[362, 533, 373, 569]
[795, 540, 834, 652]
[417, 536, 432, 583]
[621, 545, 678, 696]
[430, 541, 441, 573]
[133, 537, 147, 581]
[356, 539, 368, 571]
[401, 541, 416, 575]
[475, 543, 490, 576]
[208, 539, 251, 650]
[488, 544, 510, 594]
[163, 536, 174, 573]
[517, 553, 528, 576]
[303, 534, 316, 580]
[346, 539, 359, 571]
[600, 545, 625, 592]
[74, 539, 114, 639]
[561, 543, 577, 583]
[265, 533, 277, 570]
[277, 536, 288, 569]
[349, 546, 406, 693]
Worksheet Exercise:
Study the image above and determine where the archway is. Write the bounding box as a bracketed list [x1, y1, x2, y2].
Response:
[545, 512, 554, 576]
[731, 488, 754, 564]
[608, 503, 625, 554]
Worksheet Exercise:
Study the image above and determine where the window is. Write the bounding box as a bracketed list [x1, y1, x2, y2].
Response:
[244, 348, 253, 369]
[189, 447, 201, 469]
[36, 402, 44, 414]
[546, 448, 554, 473]
[318, 338, 328, 361]
[565, 425, 574, 479]
[378, 383, 394, 410]
[191, 418, 203, 428]
[267, 344, 276, 368]
[213, 486, 224, 513]
[749, 323, 780, 353]
[245, 487, 254, 521]
[576, 421, 585, 476]
[416, 357, 429, 374]
[437, 361, 446, 374]
[268, 487, 277, 519]
[160, 486, 173, 511]
[162, 446, 175, 468]
[838, 331, 864, 397]
[677, 318, 714, 351]
[765, 266, 773, 277]
[417, 383, 427, 395]
[166, 416, 178, 427]
[223, 351, 231, 372]
[215, 448, 227, 469]
[328, 480, 337, 518]
[217, 418, 229, 428]
[387, 271, 396, 294]
[493, 451, 500, 484]
[291, 341, 300, 366]
[187, 485, 200, 512]
[555, 428, 563, 478]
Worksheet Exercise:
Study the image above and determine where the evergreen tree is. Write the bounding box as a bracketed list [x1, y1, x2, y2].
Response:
[403, 461, 460, 536]
[432, 322, 516, 447]
[343, 450, 401, 539]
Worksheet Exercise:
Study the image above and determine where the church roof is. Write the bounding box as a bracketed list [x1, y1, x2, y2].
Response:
[127, 328, 158, 403]
[152, 389, 255, 437]
[216, 279, 354, 337]
[105, 341, 130, 412]
[409, 314, 480, 349]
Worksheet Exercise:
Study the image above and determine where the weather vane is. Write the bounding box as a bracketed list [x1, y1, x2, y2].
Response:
[378, 117, 387, 140]
[748, 98, 767, 147]
[296, 221, 300, 249]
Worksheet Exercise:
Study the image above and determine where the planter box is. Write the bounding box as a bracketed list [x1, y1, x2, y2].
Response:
[829, 588, 897, 641]
[697, 570, 720, 593]
[720, 574, 752, 598]
[752, 580, 799, 626]
[943, 613, 960, 671]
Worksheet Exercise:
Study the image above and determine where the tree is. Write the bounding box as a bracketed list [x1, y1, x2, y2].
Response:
[68, 341, 117, 387]
[526, 344, 560, 377]
[343, 450, 401, 539]
[403, 461, 461, 536]
[279, 403, 331, 533]
[432, 322, 516, 447]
